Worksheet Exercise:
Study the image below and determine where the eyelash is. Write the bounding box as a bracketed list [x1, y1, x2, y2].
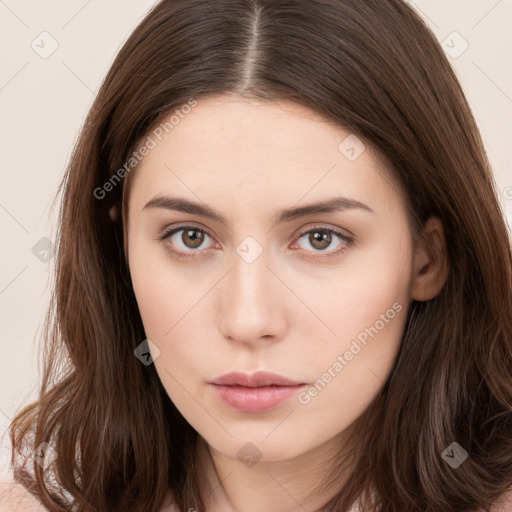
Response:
[157, 224, 354, 261]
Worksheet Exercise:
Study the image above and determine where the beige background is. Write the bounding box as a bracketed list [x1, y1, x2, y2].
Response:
[1, 0, 511, 449]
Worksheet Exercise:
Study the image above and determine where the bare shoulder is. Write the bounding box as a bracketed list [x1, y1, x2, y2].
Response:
[160, 489, 181, 512]
[1, 473, 180, 512]
[0, 475, 48, 512]
[0, 479, 181, 512]
[161, 503, 180, 512]
[488, 486, 512, 512]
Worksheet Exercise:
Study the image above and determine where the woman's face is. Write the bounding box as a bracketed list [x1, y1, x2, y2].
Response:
[126, 94, 415, 463]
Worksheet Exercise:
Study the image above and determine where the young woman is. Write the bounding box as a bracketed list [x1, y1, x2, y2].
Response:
[1, 0, 511, 511]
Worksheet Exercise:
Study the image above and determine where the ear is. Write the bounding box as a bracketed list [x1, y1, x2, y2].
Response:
[411, 216, 449, 301]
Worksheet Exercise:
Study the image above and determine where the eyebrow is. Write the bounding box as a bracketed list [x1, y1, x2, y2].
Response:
[142, 195, 374, 224]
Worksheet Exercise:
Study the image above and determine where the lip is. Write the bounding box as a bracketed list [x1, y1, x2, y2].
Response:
[211, 371, 304, 387]
[209, 371, 307, 413]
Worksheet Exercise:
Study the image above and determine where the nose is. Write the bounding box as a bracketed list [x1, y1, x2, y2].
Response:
[217, 246, 288, 346]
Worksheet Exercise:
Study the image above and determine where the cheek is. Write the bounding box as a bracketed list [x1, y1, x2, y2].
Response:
[128, 228, 187, 336]
[301, 239, 411, 346]
[302, 287, 407, 396]
[337, 268, 408, 343]
[130, 266, 174, 340]
[293, 293, 408, 448]
[129, 257, 209, 420]
[294, 240, 411, 401]
[128, 235, 212, 379]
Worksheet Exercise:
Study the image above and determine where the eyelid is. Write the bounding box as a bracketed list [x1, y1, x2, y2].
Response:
[290, 224, 354, 258]
[158, 222, 216, 241]
[291, 222, 354, 241]
[157, 222, 354, 259]
[157, 223, 219, 253]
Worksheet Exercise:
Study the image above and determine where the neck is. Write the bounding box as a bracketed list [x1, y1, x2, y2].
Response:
[194, 427, 358, 512]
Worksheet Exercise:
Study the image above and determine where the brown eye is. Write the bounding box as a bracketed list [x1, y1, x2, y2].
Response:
[181, 228, 205, 248]
[308, 230, 332, 250]
[293, 226, 353, 258]
[159, 226, 215, 259]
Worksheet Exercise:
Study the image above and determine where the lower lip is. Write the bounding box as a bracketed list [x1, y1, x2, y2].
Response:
[211, 384, 306, 413]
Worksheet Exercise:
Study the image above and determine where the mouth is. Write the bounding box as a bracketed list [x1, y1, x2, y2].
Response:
[209, 371, 307, 413]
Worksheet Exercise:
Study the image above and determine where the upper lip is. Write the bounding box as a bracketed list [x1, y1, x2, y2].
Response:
[210, 371, 305, 388]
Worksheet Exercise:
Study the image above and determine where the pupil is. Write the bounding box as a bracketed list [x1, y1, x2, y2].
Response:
[311, 230, 330, 249]
[185, 229, 203, 248]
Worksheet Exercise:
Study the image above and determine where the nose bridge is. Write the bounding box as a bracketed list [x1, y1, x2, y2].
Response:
[232, 249, 268, 305]
[218, 236, 284, 343]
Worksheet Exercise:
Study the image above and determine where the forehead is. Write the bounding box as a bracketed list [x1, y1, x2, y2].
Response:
[127, 94, 404, 222]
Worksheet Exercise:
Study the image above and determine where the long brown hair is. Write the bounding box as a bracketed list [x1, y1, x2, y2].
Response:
[7, 0, 512, 510]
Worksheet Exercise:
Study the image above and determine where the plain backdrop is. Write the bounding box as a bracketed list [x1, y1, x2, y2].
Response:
[1, 0, 511, 456]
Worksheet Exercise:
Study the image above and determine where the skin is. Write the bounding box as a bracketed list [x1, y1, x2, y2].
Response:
[125, 93, 449, 512]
